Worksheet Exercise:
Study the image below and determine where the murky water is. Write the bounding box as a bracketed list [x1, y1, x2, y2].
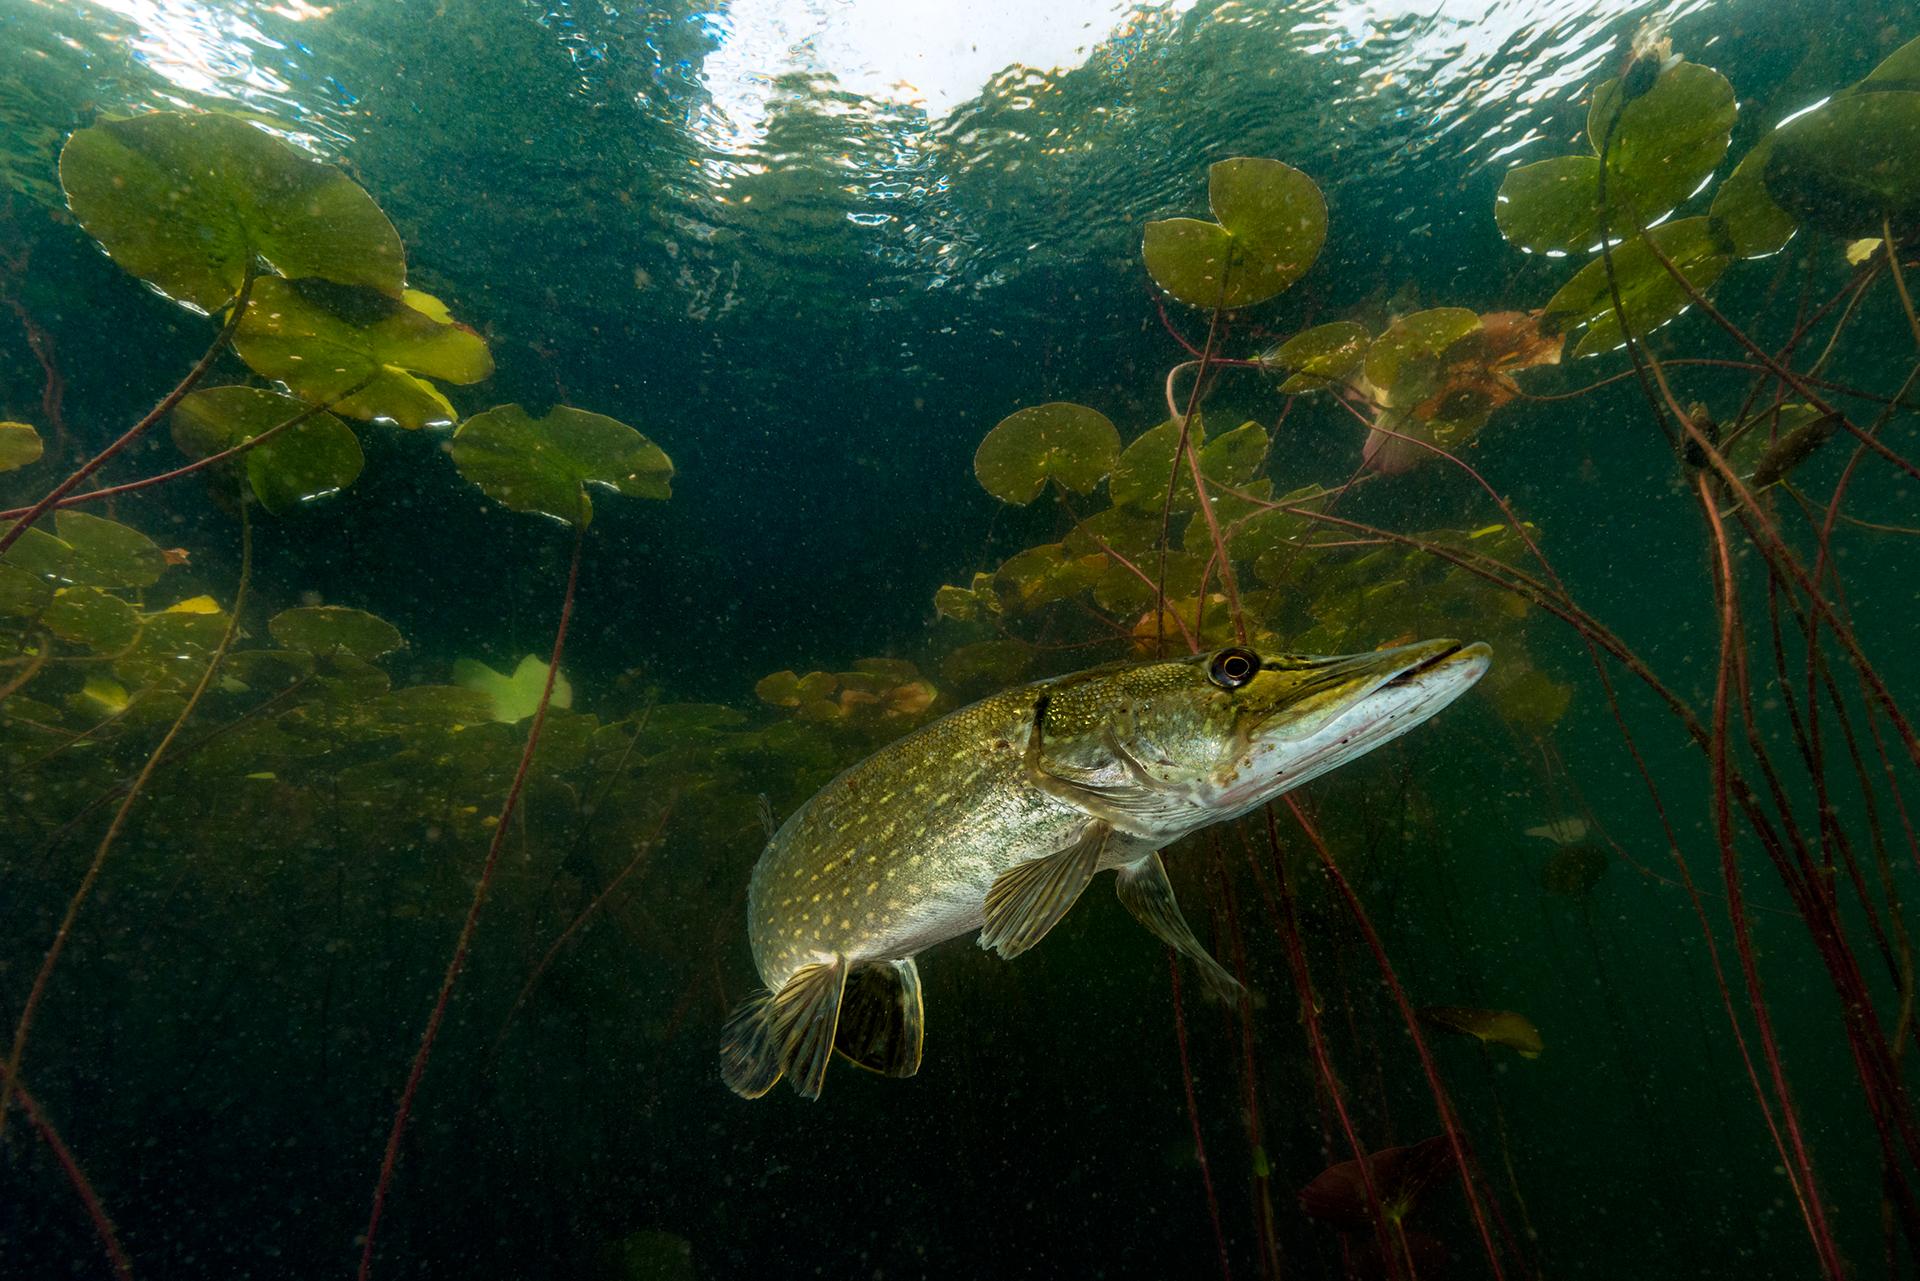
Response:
[3, 1, 1919, 1277]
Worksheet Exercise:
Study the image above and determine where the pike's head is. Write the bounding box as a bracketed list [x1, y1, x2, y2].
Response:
[1035, 639, 1491, 840]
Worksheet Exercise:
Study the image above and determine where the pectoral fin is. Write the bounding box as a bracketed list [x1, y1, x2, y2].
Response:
[719, 955, 850, 1101]
[834, 958, 925, 1078]
[980, 821, 1109, 960]
[1116, 853, 1245, 1005]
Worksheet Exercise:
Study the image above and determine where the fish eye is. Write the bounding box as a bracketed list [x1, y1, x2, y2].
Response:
[1207, 647, 1261, 691]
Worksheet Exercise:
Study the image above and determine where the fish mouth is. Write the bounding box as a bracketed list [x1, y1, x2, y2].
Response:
[1213, 638, 1490, 815]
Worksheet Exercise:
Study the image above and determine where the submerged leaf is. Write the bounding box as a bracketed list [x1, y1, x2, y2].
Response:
[0, 421, 43, 473]
[450, 404, 673, 526]
[1543, 217, 1729, 357]
[1419, 1006, 1545, 1058]
[234, 277, 492, 429]
[172, 386, 363, 514]
[58, 111, 405, 311]
[44, 586, 139, 650]
[1543, 843, 1610, 898]
[1765, 91, 1920, 238]
[1710, 137, 1796, 258]
[1143, 158, 1326, 308]
[1364, 309, 1482, 408]
[453, 655, 574, 723]
[973, 403, 1121, 505]
[1298, 1136, 1454, 1230]
[269, 605, 404, 661]
[55, 511, 167, 588]
[1260, 322, 1371, 393]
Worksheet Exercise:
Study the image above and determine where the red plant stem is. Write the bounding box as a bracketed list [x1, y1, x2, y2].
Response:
[0, 267, 255, 557]
[0, 380, 368, 520]
[1155, 292, 1225, 653]
[4, 1071, 135, 1281]
[0, 507, 250, 1142]
[1697, 475, 1848, 1278]
[1284, 797, 1505, 1281]
[1256, 809, 1400, 1275]
[490, 794, 679, 1058]
[1169, 953, 1233, 1281]
[356, 521, 585, 1281]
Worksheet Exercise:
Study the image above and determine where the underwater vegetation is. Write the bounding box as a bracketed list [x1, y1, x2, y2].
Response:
[4, 18, 1920, 1281]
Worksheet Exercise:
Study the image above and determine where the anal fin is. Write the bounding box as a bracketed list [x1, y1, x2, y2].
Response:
[719, 956, 850, 1101]
[833, 958, 925, 1078]
[980, 821, 1109, 960]
[1116, 852, 1245, 1005]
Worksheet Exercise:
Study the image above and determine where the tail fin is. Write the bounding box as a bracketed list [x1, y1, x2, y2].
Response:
[719, 957, 849, 1100]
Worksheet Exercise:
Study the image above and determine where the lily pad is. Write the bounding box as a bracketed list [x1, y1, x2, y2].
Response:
[1364, 309, 1481, 407]
[995, 543, 1107, 612]
[1543, 843, 1610, 898]
[59, 111, 404, 312]
[1864, 32, 1920, 91]
[233, 277, 493, 430]
[1260, 322, 1370, 393]
[1143, 157, 1326, 309]
[55, 510, 167, 588]
[453, 655, 573, 723]
[973, 402, 1121, 505]
[1497, 62, 1735, 254]
[0, 564, 51, 617]
[1298, 1136, 1454, 1229]
[172, 386, 364, 514]
[1419, 1006, 1544, 1058]
[44, 586, 140, 650]
[269, 605, 404, 661]
[450, 404, 673, 526]
[1710, 137, 1796, 258]
[0, 422, 43, 472]
[1543, 217, 1729, 357]
[1765, 91, 1920, 238]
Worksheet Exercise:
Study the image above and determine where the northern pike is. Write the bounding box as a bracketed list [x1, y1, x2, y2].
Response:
[720, 638, 1491, 1099]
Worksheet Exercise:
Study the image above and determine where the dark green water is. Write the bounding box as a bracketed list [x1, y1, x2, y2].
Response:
[3, 0, 1919, 1276]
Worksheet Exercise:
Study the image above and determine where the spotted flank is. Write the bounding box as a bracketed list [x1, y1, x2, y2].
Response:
[723, 638, 1490, 1100]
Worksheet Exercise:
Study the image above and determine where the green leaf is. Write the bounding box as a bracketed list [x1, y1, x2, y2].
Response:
[453, 655, 573, 723]
[1363, 309, 1481, 406]
[972, 402, 1121, 505]
[1199, 420, 1269, 487]
[1499, 63, 1735, 254]
[44, 586, 139, 650]
[233, 277, 493, 430]
[1710, 136, 1796, 258]
[1765, 91, 1920, 238]
[269, 605, 405, 660]
[1260, 322, 1371, 393]
[1418, 1006, 1544, 1059]
[0, 422, 43, 472]
[54, 511, 166, 588]
[449, 404, 673, 527]
[1494, 155, 1605, 255]
[1109, 417, 1202, 512]
[994, 544, 1107, 612]
[58, 111, 404, 312]
[1543, 218, 1730, 358]
[0, 564, 53, 617]
[1864, 32, 1920, 91]
[1143, 157, 1326, 308]
[172, 386, 364, 515]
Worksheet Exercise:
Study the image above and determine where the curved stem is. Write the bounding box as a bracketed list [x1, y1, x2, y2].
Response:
[0, 266, 256, 557]
[357, 519, 586, 1281]
[2, 1068, 135, 1281]
[0, 503, 251, 1141]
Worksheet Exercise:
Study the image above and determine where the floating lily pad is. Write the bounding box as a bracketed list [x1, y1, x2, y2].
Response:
[1419, 1006, 1544, 1058]
[1108, 416, 1251, 512]
[1143, 157, 1326, 309]
[172, 386, 364, 515]
[44, 586, 139, 650]
[59, 111, 404, 312]
[1260, 322, 1371, 393]
[453, 655, 574, 723]
[1543, 218, 1729, 357]
[1710, 137, 1796, 258]
[269, 605, 404, 661]
[1765, 91, 1920, 238]
[1364, 309, 1481, 406]
[0, 422, 42, 472]
[450, 404, 673, 526]
[55, 510, 167, 588]
[933, 573, 1002, 624]
[973, 402, 1121, 505]
[234, 277, 493, 430]
[1497, 63, 1735, 254]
